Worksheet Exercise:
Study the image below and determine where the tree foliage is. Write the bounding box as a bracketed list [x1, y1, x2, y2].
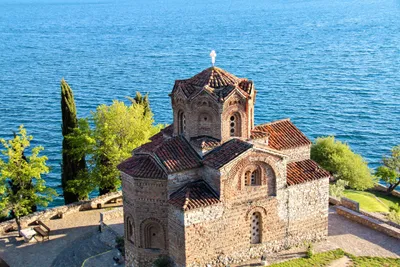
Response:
[0, 126, 57, 235]
[375, 145, 400, 193]
[61, 79, 86, 204]
[66, 98, 162, 199]
[311, 136, 375, 190]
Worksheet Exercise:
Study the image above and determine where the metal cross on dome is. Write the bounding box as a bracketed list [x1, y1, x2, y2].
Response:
[210, 50, 216, 66]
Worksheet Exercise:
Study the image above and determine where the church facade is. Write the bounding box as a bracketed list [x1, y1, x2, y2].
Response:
[118, 67, 330, 267]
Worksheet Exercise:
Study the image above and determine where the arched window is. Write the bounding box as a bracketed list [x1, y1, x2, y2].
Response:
[178, 110, 186, 134]
[144, 222, 163, 249]
[126, 217, 134, 243]
[229, 113, 241, 137]
[250, 212, 261, 244]
[244, 168, 261, 186]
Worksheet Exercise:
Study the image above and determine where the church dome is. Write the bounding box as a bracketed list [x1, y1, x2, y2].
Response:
[171, 66, 254, 101]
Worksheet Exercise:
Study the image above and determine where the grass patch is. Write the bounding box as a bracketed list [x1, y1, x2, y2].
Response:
[346, 253, 400, 267]
[268, 249, 400, 267]
[342, 190, 399, 213]
[268, 249, 344, 267]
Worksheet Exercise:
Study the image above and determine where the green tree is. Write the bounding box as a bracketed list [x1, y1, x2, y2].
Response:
[311, 136, 375, 190]
[0, 126, 57, 236]
[375, 145, 400, 193]
[61, 79, 86, 204]
[126, 91, 150, 116]
[66, 98, 162, 198]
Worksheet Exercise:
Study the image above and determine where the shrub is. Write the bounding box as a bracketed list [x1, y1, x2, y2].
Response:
[305, 242, 314, 259]
[311, 136, 375, 190]
[115, 236, 125, 256]
[329, 179, 349, 198]
[153, 255, 173, 267]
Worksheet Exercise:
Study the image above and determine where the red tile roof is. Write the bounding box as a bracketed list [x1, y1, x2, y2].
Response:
[203, 139, 253, 169]
[169, 180, 220, 211]
[119, 126, 202, 178]
[250, 130, 270, 140]
[118, 154, 167, 179]
[253, 119, 311, 150]
[156, 136, 202, 173]
[172, 67, 253, 101]
[287, 159, 330, 186]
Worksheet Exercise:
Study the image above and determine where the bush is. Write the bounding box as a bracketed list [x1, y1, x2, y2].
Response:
[329, 179, 349, 198]
[305, 242, 314, 259]
[388, 203, 400, 224]
[311, 136, 375, 190]
[115, 236, 125, 256]
[153, 255, 173, 267]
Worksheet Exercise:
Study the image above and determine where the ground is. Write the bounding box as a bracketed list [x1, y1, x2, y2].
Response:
[0, 207, 399, 267]
[343, 189, 399, 213]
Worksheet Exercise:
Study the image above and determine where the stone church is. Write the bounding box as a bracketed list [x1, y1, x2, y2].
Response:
[118, 66, 330, 267]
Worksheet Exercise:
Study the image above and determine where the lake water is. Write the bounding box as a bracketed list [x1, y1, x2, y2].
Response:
[0, 0, 399, 207]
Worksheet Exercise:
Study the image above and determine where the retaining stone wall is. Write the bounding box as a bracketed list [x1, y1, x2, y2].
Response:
[336, 206, 400, 239]
[373, 184, 400, 197]
[0, 191, 122, 235]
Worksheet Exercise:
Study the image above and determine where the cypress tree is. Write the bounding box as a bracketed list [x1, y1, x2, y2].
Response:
[61, 79, 86, 204]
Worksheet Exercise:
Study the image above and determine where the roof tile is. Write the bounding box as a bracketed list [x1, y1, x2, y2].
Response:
[169, 180, 220, 211]
[203, 139, 253, 169]
[287, 159, 330, 186]
[253, 119, 311, 150]
[118, 154, 167, 179]
[171, 67, 253, 101]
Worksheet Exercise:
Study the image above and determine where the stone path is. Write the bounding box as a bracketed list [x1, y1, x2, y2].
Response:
[50, 230, 112, 267]
[0, 209, 109, 267]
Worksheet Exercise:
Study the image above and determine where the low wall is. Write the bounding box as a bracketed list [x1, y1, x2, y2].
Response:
[99, 207, 124, 247]
[0, 191, 122, 235]
[373, 184, 400, 198]
[340, 197, 359, 212]
[336, 206, 400, 239]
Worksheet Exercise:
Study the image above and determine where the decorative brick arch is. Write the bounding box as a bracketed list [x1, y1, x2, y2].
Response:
[223, 105, 247, 138]
[139, 218, 166, 250]
[239, 161, 276, 194]
[245, 206, 268, 220]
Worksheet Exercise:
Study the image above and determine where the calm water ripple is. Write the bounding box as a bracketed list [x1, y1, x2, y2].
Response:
[0, 0, 399, 206]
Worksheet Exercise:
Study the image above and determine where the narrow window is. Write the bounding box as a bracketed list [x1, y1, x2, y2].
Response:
[250, 212, 261, 244]
[229, 113, 241, 137]
[178, 110, 185, 134]
[251, 169, 261, 186]
[230, 115, 236, 136]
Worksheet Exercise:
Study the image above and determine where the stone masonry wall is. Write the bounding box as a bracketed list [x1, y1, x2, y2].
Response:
[282, 145, 311, 163]
[168, 206, 186, 266]
[183, 198, 287, 267]
[168, 168, 203, 196]
[286, 178, 329, 245]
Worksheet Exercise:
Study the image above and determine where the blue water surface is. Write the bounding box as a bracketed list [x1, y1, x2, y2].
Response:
[0, 0, 399, 206]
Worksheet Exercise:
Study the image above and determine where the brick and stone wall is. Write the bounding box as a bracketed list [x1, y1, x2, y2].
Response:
[282, 145, 310, 163]
[286, 178, 329, 245]
[121, 173, 169, 267]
